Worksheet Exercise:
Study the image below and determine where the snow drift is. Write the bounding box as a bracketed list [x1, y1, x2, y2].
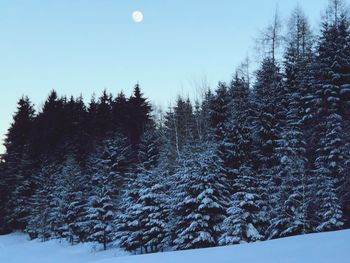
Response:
[0, 229, 349, 263]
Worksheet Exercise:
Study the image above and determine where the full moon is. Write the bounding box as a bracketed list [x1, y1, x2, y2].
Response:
[132, 11, 144, 23]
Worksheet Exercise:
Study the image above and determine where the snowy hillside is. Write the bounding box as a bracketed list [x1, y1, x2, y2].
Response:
[1, 230, 349, 263]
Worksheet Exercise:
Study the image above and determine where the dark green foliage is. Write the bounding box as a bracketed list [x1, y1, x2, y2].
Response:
[1, 0, 350, 254]
[172, 142, 230, 250]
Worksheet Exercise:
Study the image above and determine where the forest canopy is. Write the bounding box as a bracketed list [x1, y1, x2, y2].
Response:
[0, 0, 349, 254]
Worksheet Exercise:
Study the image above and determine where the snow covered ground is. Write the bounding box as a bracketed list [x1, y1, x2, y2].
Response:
[0, 233, 128, 263]
[0, 229, 349, 263]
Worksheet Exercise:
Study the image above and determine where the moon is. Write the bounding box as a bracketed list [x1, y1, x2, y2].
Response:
[132, 11, 144, 23]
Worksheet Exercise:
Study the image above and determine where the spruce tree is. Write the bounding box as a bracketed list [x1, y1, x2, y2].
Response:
[87, 168, 115, 250]
[172, 142, 229, 250]
[314, 113, 345, 231]
[114, 175, 143, 253]
[268, 7, 314, 238]
[3, 96, 35, 230]
[311, 0, 349, 230]
[222, 74, 253, 185]
[220, 165, 264, 245]
[115, 127, 168, 254]
[62, 95, 89, 159]
[31, 90, 65, 156]
[111, 92, 128, 133]
[251, 58, 285, 233]
[26, 162, 57, 240]
[0, 158, 8, 233]
[96, 90, 113, 137]
[137, 167, 168, 253]
[269, 98, 310, 237]
[209, 82, 231, 140]
[126, 84, 152, 145]
[59, 158, 88, 243]
[252, 58, 285, 171]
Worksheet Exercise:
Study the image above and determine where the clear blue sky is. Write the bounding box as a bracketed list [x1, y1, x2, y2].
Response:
[0, 0, 330, 153]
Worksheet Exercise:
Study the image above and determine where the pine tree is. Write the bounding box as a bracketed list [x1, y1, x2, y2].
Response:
[311, 0, 350, 230]
[87, 162, 115, 250]
[341, 140, 350, 227]
[88, 134, 131, 199]
[284, 6, 313, 88]
[251, 58, 285, 233]
[0, 158, 8, 233]
[87, 93, 98, 137]
[114, 175, 143, 253]
[137, 167, 168, 253]
[96, 90, 113, 137]
[252, 58, 285, 171]
[172, 142, 229, 250]
[314, 113, 345, 231]
[340, 16, 350, 224]
[222, 74, 253, 184]
[269, 99, 310, 237]
[137, 126, 160, 169]
[3, 96, 35, 230]
[115, 127, 168, 254]
[62, 95, 89, 159]
[58, 158, 88, 243]
[26, 162, 56, 240]
[31, 90, 66, 156]
[3, 0, 350, 249]
[268, 7, 314, 238]
[86, 133, 130, 249]
[138, 129, 167, 253]
[126, 84, 152, 145]
[195, 90, 214, 140]
[220, 165, 264, 245]
[209, 82, 231, 140]
[111, 92, 128, 133]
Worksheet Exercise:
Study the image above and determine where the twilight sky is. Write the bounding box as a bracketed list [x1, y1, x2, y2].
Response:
[0, 0, 331, 153]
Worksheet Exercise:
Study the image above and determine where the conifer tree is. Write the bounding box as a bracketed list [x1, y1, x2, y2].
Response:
[252, 59, 285, 170]
[115, 127, 168, 254]
[311, 0, 350, 230]
[2, 0, 350, 250]
[251, 58, 285, 230]
[3, 96, 35, 230]
[137, 167, 168, 253]
[222, 74, 253, 184]
[220, 165, 265, 245]
[26, 162, 57, 240]
[31, 90, 66, 156]
[127, 84, 152, 145]
[268, 7, 314, 238]
[111, 92, 128, 133]
[0, 159, 8, 233]
[195, 90, 214, 140]
[95, 90, 113, 137]
[172, 142, 229, 250]
[269, 96, 310, 237]
[314, 114, 345, 231]
[85, 134, 131, 249]
[58, 158, 88, 243]
[87, 162, 115, 250]
[114, 175, 143, 253]
[209, 82, 231, 138]
[62, 96, 89, 158]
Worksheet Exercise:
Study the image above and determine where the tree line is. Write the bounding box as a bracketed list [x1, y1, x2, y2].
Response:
[0, 0, 350, 253]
